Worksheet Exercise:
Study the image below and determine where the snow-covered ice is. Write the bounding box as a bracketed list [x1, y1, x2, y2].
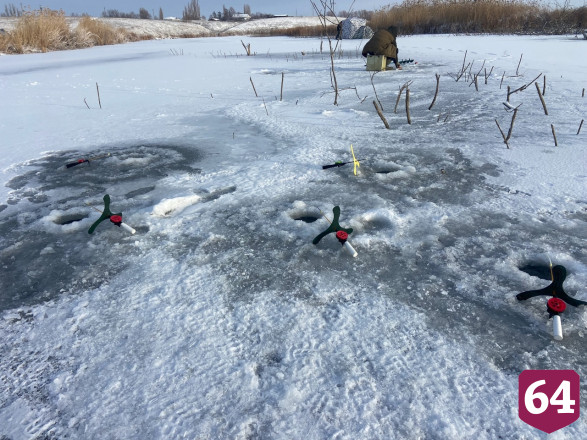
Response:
[0, 34, 586, 439]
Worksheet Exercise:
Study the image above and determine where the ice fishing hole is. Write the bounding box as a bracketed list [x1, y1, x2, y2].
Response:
[518, 263, 552, 281]
[54, 213, 88, 225]
[294, 215, 320, 223]
[374, 165, 402, 175]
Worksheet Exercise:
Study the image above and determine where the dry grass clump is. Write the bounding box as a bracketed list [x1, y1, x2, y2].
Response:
[369, 0, 585, 35]
[73, 16, 129, 47]
[0, 8, 70, 53]
[276, 25, 337, 37]
[0, 9, 138, 53]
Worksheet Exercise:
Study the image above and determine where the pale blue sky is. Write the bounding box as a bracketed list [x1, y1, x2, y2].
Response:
[8, 1, 401, 17]
[4, 0, 584, 17]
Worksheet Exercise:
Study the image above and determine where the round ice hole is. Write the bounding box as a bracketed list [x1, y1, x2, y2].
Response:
[294, 215, 320, 223]
[518, 264, 551, 281]
[54, 213, 88, 225]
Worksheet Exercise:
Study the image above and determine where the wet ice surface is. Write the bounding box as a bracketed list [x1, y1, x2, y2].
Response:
[0, 35, 586, 439]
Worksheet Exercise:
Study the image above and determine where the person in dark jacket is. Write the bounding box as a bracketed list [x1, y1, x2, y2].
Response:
[362, 25, 401, 69]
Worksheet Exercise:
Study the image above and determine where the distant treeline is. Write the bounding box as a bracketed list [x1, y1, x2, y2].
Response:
[0, 2, 276, 22]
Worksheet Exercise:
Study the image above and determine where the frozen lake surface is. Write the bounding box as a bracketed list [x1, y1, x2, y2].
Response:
[1, 34, 586, 439]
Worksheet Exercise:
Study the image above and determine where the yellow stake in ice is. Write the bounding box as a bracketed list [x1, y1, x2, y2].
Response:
[350, 144, 360, 176]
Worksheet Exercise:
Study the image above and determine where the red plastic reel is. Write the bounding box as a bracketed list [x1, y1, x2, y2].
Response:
[547, 297, 566, 314]
[336, 230, 348, 241]
[110, 215, 123, 225]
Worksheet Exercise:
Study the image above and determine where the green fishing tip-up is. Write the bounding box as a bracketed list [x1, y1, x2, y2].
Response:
[517, 265, 586, 341]
[88, 194, 136, 235]
[516, 265, 586, 307]
[313, 206, 357, 257]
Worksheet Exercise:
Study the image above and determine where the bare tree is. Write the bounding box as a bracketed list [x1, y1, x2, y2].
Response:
[139, 8, 151, 19]
[244, 4, 251, 15]
[159, 7, 164, 20]
[2, 3, 22, 17]
[182, 0, 201, 21]
[310, 0, 343, 105]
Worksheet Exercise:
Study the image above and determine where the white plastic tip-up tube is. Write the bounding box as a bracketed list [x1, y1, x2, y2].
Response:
[343, 241, 358, 258]
[120, 222, 136, 235]
[552, 315, 563, 341]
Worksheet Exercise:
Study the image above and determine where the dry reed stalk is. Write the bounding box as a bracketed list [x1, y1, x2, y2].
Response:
[472, 60, 485, 87]
[96, 83, 102, 109]
[394, 81, 412, 113]
[516, 54, 523, 76]
[370, 73, 384, 112]
[535, 82, 548, 115]
[453, 50, 469, 82]
[500, 71, 505, 89]
[578, 119, 584, 135]
[84, 98, 90, 109]
[280, 72, 284, 101]
[495, 120, 509, 148]
[495, 107, 519, 148]
[508, 73, 542, 100]
[506, 108, 519, 141]
[262, 98, 269, 116]
[250, 77, 258, 97]
[542, 76, 546, 95]
[551, 124, 558, 146]
[373, 101, 390, 129]
[484, 67, 490, 85]
[429, 73, 440, 110]
[241, 40, 251, 56]
[406, 87, 412, 125]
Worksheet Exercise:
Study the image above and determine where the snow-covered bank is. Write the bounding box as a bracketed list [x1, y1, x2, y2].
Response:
[0, 15, 333, 40]
[0, 34, 585, 439]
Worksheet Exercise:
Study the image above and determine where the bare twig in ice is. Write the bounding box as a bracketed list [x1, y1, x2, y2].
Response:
[280, 72, 284, 101]
[551, 124, 558, 146]
[406, 87, 412, 125]
[96, 83, 102, 109]
[370, 72, 384, 111]
[508, 73, 542, 100]
[516, 54, 523, 76]
[262, 97, 269, 116]
[241, 40, 251, 56]
[373, 101, 390, 129]
[394, 81, 412, 113]
[250, 77, 258, 97]
[535, 82, 548, 115]
[429, 73, 440, 110]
